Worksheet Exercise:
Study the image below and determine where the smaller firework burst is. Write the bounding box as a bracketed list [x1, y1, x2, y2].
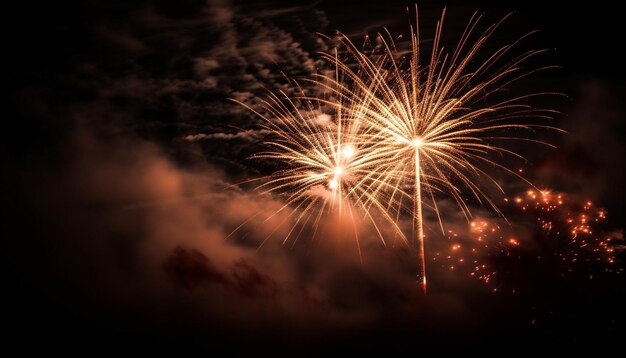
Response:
[511, 190, 621, 273]
[437, 189, 623, 292]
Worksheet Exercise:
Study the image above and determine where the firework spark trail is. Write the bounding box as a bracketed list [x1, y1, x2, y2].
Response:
[235, 7, 563, 292]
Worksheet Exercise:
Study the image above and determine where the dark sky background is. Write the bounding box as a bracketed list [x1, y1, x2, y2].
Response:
[3, 0, 626, 353]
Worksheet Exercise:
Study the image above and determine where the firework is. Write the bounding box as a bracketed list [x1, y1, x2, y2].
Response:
[232, 82, 408, 260]
[436, 189, 622, 292]
[312, 7, 562, 292]
[235, 7, 562, 292]
[510, 190, 621, 272]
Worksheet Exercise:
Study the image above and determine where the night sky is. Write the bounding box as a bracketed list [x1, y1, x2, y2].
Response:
[3, 0, 626, 353]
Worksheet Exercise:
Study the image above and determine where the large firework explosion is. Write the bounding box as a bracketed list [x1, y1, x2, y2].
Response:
[235, 7, 567, 292]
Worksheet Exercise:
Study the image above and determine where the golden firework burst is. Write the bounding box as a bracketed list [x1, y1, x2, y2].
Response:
[235, 6, 563, 292]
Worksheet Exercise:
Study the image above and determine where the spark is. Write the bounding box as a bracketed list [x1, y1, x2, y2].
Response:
[509, 190, 622, 274]
[420, 187, 622, 291]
